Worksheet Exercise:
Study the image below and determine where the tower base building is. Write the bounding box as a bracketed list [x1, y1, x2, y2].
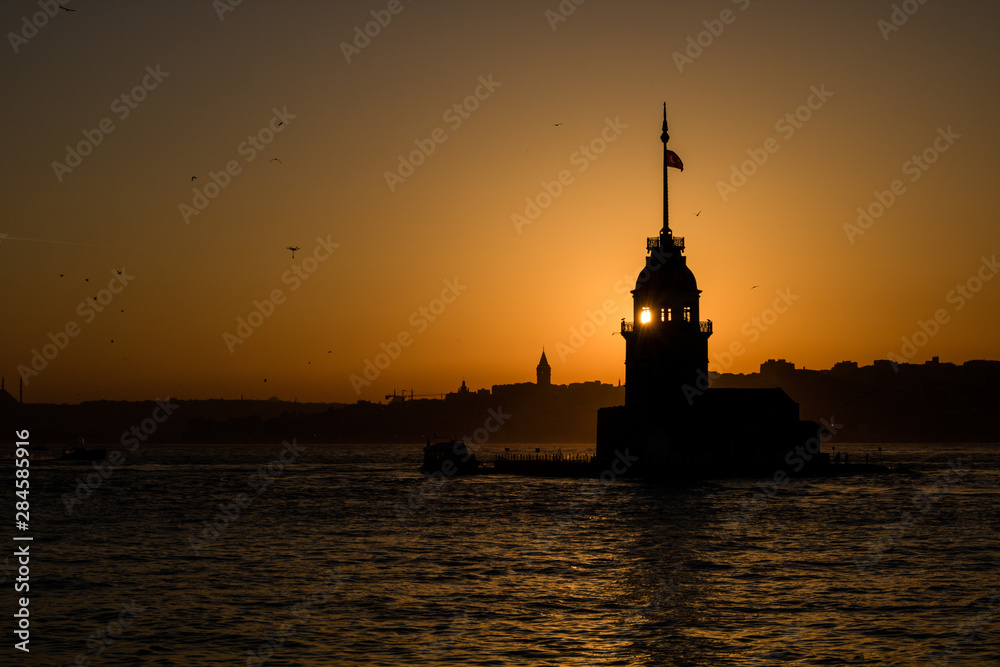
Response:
[595, 107, 827, 478]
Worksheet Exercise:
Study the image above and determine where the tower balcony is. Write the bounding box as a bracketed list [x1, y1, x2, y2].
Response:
[621, 319, 712, 335]
[647, 236, 684, 252]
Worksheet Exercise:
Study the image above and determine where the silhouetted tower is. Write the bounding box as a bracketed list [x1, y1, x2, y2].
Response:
[621, 105, 712, 414]
[536, 349, 551, 386]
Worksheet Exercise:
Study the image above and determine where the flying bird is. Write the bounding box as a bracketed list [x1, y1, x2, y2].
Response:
[60, 6, 76, 11]
[694, 211, 702, 217]
[553, 123, 563, 126]
[750, 285, 759, 290]
[191, 176, 197, 182]
[269, 158, 282, 164]
[287, 246, 300, 258]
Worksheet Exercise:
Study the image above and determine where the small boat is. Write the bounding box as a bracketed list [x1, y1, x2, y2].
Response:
[58, 447, 108, 462]
[420, 438, 479, 476]
[57, 437, 106, 462]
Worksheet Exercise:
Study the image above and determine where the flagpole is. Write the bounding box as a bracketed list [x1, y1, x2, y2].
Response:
[661, 102, 670, 238]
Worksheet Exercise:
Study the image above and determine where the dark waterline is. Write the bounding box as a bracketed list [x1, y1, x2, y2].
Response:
[6, 442, 1000, 666]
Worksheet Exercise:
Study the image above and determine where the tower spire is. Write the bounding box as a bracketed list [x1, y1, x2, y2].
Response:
[661, 102, 670, 238]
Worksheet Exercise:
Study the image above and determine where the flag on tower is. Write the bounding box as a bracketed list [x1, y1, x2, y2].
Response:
[666, 149, 684, 171]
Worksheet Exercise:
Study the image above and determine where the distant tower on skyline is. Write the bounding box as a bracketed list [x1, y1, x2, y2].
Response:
[536, 349, 551, 386]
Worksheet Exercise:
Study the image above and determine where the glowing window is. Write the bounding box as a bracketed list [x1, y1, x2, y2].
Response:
[683, 307, 691, 322]
[640, 307, 652, 324]
[666, 307, 673, 321]
[660, 308, 665, 322]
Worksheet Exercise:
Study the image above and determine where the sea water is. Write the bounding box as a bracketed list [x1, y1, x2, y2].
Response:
[4, 441, 999, 666]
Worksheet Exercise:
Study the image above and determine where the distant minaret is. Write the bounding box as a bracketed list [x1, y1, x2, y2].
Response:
[536, 349, 551, 386]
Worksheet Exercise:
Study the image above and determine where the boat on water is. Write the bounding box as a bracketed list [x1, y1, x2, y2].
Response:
[420, 438, 480, 476]
[56, 436, 106, 462]
[57, 447, 108, 462]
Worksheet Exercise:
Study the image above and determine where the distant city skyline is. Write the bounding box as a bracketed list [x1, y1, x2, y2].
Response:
[3, 0, 999, 404]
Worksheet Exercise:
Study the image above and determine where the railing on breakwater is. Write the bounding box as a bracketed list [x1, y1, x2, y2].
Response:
[492, 451, 597, 477]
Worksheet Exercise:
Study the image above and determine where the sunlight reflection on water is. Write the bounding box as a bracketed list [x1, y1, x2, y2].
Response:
[11, 442, 1000, 666]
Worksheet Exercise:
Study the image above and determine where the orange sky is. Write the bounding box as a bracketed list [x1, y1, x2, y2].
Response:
[2, 0, 999, 404]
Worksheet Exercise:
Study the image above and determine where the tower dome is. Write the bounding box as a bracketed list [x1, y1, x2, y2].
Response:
[620, 104, 711, 412]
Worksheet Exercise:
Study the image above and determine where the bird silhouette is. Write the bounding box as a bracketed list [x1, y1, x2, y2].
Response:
[60, 6, 76, 11]
[59, 274, 64, 277]
[750, 285, 759, 290]
[191, 176, 197, 182]
[287, 246, 301, 258]
[553, 123, 563, 126]
[85, 278, 89, 282]
[694, 211, 702, 217]
[269, 158, 282, 164]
